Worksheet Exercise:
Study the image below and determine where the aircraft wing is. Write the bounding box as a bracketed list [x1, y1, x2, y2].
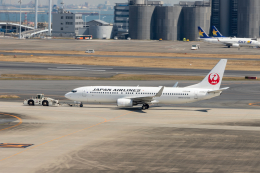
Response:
[224, 43, 233, 46]
[207, 87, 229, 93]
[217, 39, 233, 46]
[125, 86, 164, 103]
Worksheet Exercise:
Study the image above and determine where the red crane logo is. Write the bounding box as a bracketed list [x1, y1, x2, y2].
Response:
[208, 73, 220, 85]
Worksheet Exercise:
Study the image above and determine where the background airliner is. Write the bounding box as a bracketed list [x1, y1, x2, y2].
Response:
[199, 26, 260, 48]
[212, 26, 257, 40]
[65, 59, 229, 110]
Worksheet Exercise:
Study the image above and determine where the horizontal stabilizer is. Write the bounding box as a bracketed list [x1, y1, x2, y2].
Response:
[207, 87, 229, 93]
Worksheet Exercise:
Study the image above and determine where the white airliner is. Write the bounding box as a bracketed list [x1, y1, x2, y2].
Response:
[65, 59, 229, 110]
[199, 26, 260, 48]
[216, 38, 260, 48]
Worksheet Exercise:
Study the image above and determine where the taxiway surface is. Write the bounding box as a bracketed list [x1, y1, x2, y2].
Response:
[0, 80, 259, 109]
[1, 38, 260, 54]
[1, 103, 260, 173]
[1, 61, 260, 78]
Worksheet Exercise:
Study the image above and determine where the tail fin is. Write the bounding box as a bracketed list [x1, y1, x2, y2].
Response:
[198, 26, 211, 39]
[185, 59, 227, 90]
[212, 26, 225, 37]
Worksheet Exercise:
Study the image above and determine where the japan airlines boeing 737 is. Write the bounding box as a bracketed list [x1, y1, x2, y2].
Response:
[65, 60, 229, 110]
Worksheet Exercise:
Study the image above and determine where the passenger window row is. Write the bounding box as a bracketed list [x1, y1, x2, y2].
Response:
[88, 92, 188, 96]
[163, 93, 189, 96]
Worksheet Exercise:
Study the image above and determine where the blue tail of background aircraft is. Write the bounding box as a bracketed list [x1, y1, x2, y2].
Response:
[212, 26, 225, 37]
[198, 26, 211, 39]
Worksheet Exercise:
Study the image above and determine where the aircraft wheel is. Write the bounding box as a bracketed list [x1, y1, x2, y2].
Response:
[145, 104, 149, 109]
[142, 105, 146, 110]
[228, 46, 230, 48]
[80, 103, 83, 107]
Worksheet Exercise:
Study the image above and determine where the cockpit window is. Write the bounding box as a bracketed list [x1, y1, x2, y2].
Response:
[71, 90, 77, 93]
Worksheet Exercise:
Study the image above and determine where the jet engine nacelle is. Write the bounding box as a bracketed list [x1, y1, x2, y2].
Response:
[232, 43, 240, 47]
[117, 98, 133, 107]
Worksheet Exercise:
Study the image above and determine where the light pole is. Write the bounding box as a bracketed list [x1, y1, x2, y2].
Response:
[84, 15, 89, 25]
[35, 0, 38, 29]
[19, 0, 22, 39]
[48, 0, 52, 36]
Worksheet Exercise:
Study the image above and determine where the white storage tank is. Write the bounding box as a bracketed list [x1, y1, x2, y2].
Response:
[89, 25, 113, 39]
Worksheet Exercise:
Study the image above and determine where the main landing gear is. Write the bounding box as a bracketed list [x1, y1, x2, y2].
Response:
[80, 102, 83, 107]
[142, 104, 149, 110]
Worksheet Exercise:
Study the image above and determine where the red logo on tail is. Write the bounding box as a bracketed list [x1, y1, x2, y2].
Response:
[208, 73, 220, 85]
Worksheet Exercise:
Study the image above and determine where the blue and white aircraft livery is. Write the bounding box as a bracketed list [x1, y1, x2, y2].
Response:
[212, 26, 225, 38]
[65, 59, 229, 110]
[198, 26, 260, 48]
[212, 26, 257, 40]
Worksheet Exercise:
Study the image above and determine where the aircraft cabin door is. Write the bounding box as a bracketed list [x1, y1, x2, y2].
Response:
[194, 91, 198, 99]
[82, 90, 87, 97]
[82, 90, 88, 102]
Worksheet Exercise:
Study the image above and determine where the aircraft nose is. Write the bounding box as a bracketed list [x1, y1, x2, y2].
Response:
[65, 92, 71, 99]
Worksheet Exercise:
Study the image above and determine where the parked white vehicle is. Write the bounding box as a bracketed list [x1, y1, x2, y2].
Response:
[85, 49, 95, 53]
[24, 94, 59, 106]
[191, 44, 200, 50]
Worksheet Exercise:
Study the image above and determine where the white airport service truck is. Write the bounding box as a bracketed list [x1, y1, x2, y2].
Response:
[24, 94, 59, 106]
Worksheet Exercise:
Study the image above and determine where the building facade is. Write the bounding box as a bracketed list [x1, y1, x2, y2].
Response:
[211, 0, 238, 37]
[237, 0, 260, 38]
[129, 0, 210, 41]
[114, 3, 129, 38]
[52, 9, 84, 37]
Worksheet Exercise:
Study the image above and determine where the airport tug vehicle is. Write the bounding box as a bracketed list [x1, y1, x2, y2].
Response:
[24, 94, 59, 106]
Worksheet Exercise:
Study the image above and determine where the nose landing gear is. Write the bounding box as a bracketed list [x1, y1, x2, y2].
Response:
[80, 102, 83, 107]
[142, 104, 149, 110]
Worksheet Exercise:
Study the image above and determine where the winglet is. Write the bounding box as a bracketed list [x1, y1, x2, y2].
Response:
[173, 82, 178, 88]
[155, 86, 164, 97]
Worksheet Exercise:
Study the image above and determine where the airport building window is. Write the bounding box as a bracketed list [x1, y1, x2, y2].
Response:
[66, 16, 73, 19]
[61, 27, 63, 30]
[61, 16, 63, 19]
[61, 23, 63, 25]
